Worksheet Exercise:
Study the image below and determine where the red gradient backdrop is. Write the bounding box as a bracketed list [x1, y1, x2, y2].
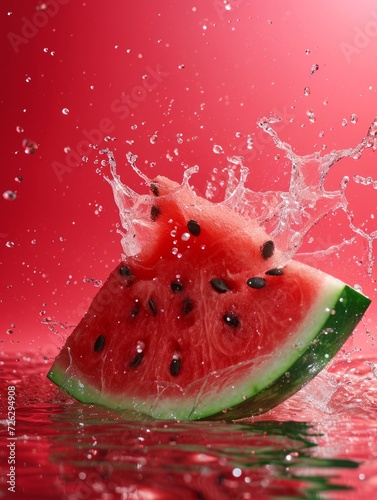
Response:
[1, 0, 377, 356]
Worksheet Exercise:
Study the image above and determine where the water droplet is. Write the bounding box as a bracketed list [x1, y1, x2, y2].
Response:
[3, 190, 16, 201]
[6, 329, 13, 335]
[31, 239, 37, 245]
[306, 109, 316, 123]
[319, 131, 325, 138]
[16, 126, 24, 133]
[310, 63, 319, 76]
[350, 114, 358, 124]
[213, 144, 224, 154]
[305, 48, 310, 55]
[323, 98, 328, 105]
[246, 136, 253, 150]
[62, 108, 69, 115]
[181, 232, 191, 242]
[304, 86, 311, 96]
[354, 284, 362, 292]
[63, 146, 71, 153]
[6, 241, 15, 248]
[342, 118, 348, 127]
[15, 176, 23, 183]
[22, 138, 38, 154]
[82, 156, 88, 162]
[25, 76, 31, 83]
[150, 133, 158, 144]
[131, 124, 137, 130]
[178, 64, 185, 70]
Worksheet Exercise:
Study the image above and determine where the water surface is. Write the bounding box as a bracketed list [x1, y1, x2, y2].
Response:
[1, 352, 376, 499]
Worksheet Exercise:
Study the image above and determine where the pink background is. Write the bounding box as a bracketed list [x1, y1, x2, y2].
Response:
[1, 0, 377, 356]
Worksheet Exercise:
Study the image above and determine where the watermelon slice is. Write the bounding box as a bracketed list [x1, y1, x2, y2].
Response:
[47, 172, 371, 420]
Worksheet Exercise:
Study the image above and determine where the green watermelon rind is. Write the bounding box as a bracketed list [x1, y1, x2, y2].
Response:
[206, 284, 370, 421]
[47, 283, 370, 421]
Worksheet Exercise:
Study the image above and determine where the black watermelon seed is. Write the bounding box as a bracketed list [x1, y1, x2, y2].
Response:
[247, 277, 266, 289]
[148, 298, 157, 316]
[187, 219, 201, 236]
[119, 265, 132, 276]
[131, 302, 140, 317]
[130, 351, 143, 368]
[150, 204, 161, 221]
[265, 268, 284, 276]
[261, 240, 275, 260]
[171, 281, 184, 292]
[182, 297, 194, 315]
[170, 357, 181, 376]
[223, 312, 240, 328]
[150, 183, 159, 196]
[94, 335, 105, 352]
[210, 278, 230, 293]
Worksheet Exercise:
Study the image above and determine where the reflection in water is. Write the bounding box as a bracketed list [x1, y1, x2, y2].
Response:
[1, 354, 376, 499]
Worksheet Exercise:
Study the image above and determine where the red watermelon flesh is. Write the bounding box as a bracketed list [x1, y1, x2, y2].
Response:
[47, 174, 371, 420]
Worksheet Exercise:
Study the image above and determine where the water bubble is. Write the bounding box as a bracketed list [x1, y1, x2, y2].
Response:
[232, 468, 242, 478]
[213, 144, 224, 154]
[304, 86, 311, 96]
[3, 190, 16, 201]
[350, 114, 358, 124]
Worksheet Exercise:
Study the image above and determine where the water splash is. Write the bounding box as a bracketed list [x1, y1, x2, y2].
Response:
[104, 116, 377, 273]
[222, 115, 377, 271]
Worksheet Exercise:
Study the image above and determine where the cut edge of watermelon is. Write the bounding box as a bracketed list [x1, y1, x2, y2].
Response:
[47, 281, 370, 421]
